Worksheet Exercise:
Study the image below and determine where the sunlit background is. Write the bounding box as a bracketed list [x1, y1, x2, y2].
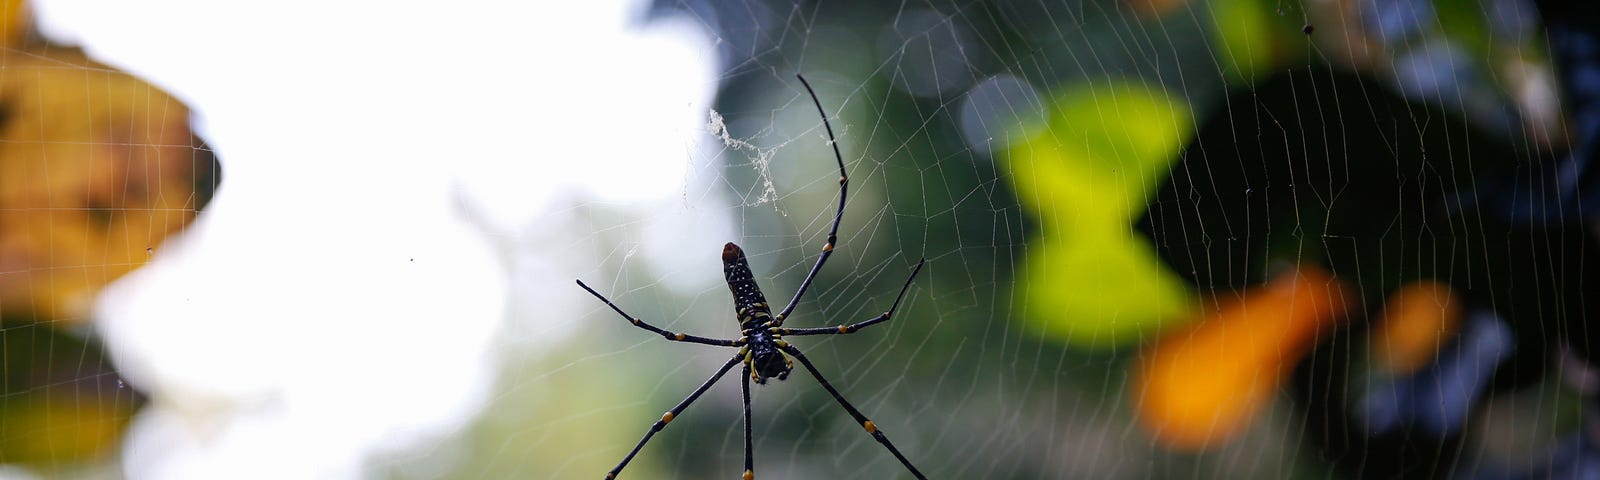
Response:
[12, 0, 726, 477]
[3, 0, 1598, 478]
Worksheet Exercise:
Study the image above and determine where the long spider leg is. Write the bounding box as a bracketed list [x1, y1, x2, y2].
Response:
[777, 343, 927, 479]
[741, 365, 755, 480]
[577, 279, 742, 347]
[607, 351, 745, 479]
[779, 259, 925, 336]
[775, 73, 848, 326]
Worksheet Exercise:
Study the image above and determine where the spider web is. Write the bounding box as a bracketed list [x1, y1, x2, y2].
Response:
[485, 0, 1591, 478]
[9, 0, 1596, 479]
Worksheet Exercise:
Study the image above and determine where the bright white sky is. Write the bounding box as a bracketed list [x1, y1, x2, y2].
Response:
[29, 1, 725, 478]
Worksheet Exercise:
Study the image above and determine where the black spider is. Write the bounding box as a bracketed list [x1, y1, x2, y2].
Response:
[575, 74, 928, 480]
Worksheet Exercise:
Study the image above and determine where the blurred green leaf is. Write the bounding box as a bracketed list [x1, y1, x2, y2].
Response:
[1005, 79, 1195, 350]
[1210, 0, 1308, 84]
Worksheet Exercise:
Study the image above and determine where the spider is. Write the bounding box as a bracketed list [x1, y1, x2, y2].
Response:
[575, 74, 928, 480]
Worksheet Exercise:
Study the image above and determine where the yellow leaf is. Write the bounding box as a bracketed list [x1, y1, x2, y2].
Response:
[1019, 230, 1194, 349]
[0, 48, 219, 322]
[1004, 79, 1195, 348]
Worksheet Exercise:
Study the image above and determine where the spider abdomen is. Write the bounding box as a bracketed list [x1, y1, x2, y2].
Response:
[722, 243, 773, 330]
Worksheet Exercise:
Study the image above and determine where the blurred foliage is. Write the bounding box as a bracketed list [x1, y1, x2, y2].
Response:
[0, 0, 219, 472]
[443, 340, 656, 479]
[1147, 62, 1596, 474]
[1208, 0, 1310, 84]
[0, 325, 134, 467]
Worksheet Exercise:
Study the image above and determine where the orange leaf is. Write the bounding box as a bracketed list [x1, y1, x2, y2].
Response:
[1134, 265, 1350, 450]
[1371, 281, 1461, 375]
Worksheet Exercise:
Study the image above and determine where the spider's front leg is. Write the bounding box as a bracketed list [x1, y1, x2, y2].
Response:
[777, 258, 926, 336]
[774, 74, 851, 327]
[576, 279, 743, 347]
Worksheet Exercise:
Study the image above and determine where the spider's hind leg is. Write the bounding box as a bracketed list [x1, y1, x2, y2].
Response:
[605, 352, 745, 479]
[778, 342, 927, 479]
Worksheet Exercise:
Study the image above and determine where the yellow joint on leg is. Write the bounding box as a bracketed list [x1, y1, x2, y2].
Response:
[743, 470, 754, 480]
[823, 243, 835, 252]
[863, 420, 878, 434]
[661, 411, 676, 424]
[674, 333, 686, 341]
[774, 339, 790, 348]
[838, 325, 849, 333]
[606, 474, 615, 479]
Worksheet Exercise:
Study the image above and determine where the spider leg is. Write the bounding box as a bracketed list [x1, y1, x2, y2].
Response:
[741, 364, 755, 480]
[777, 342, 927, 479]
[778, 259, 925, 336]
[607, 351, 745, 479]
[775, 74, 848, 327]
[577, 279, 742, 347]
